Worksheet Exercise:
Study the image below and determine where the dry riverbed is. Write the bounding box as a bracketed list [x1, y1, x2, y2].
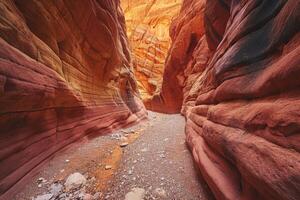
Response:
[13, 112, 213, 200]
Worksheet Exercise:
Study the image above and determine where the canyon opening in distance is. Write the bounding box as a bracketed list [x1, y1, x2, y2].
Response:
[0, 0, 299, 200]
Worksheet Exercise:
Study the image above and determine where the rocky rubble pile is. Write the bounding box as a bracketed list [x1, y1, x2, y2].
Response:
[33, 173, 100, 200]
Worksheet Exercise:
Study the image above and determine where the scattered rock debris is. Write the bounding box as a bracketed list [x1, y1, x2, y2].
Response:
[15, 112, 213, 200]
[103, 112, 213, 200]
[33, 172, 96, 200]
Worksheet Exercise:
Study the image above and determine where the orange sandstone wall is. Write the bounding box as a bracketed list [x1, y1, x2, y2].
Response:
[121, 0, 182, 99]
[0, 0, 146, 198]
[144, 0, 212, 113]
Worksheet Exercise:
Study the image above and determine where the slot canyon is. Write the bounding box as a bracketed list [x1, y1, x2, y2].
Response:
[0, 0, 299, 200]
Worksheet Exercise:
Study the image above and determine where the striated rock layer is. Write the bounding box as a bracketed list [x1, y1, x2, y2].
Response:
[0, 0, 146, 199]
[188, 0, 300, 199]
[149, 0, 300, 199]
[121, 0, 182, 99]
[144, 0, 213, 113]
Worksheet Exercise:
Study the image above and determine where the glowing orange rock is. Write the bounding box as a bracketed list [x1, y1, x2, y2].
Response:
[121, 0, 182, 99]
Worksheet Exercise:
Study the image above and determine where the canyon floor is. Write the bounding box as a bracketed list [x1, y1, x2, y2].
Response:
[14, 112, 213, 200]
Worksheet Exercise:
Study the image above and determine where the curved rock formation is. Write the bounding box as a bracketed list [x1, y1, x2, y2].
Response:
[1, 0, 299, 199]
[121, 0, 182, 99]
[185, 0, 300, 199]
[144, 0, 212, 113]
[0, 0, 146, 198]
[148, 0, 300, 199]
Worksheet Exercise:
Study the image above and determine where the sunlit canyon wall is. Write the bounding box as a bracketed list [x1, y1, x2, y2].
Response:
[144, 0, 212, 113]
[0, 0, 299, 199]
[0, 0, 146, 198]
[121, 0, 182, 99]
[148, 0, 300, 199]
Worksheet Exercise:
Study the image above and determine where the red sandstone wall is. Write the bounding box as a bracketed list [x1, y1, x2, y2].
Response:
[144, 0, 213, 113]
[187, 0, 300, 199]
[149, 0, 300, 199]
[0, 0, 146, 198]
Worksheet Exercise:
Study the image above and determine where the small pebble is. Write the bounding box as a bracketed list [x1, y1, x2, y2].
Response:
[120, 142, 129, 147]
[105, 165, 112, 170]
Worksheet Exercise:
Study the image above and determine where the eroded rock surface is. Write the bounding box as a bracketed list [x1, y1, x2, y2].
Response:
[121, 0, 182, 99]
[144, 0, 212, 113]
[1, 0, 300, 199]
[0, 0, 146, 198]
[148, 0, 300, 199]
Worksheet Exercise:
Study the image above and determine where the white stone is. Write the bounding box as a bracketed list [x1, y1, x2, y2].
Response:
[125, 188, 145, 200]
[34, 194, 53, 200]
[105, 165, 112, 170]
[120, 142, 129, 147]
[154, 188, 167, 198]
[159, 154, 166, 158]
[64, 172, 87, 190]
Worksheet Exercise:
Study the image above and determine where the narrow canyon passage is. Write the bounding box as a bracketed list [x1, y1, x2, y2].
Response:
[14, 112, 213, 200]
[0, 0, 299, 200]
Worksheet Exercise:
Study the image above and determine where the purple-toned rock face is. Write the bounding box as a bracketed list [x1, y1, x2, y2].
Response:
[0, 0, 146, 198]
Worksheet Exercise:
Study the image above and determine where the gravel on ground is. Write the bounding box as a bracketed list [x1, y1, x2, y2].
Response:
[13, 112, 213, 200]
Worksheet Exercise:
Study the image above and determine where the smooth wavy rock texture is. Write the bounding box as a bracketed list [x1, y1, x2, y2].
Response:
[0, 0, 146, 199]
[187, 0, 300, 199]
[121, 0, 182, 99]
[148, 0, 300, 199]
[144, 0, 213, 113]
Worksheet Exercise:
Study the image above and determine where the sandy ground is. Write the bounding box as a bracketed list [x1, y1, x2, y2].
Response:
[104, 112, 213, 200]
[13, 111, 213, 200]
